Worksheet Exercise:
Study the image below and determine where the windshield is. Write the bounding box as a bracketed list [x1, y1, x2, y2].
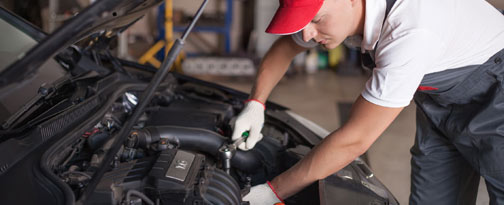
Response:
[0, 18, 38, 71]
[0, 10, 66, 125]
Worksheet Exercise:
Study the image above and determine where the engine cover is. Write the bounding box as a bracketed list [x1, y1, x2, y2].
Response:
[146, 149, 242, 205]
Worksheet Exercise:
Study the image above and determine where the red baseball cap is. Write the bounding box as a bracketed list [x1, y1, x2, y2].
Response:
[266, 0, 324, 35]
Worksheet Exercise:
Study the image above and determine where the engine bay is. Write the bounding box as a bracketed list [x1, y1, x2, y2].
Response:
[49, 80, 317, 205]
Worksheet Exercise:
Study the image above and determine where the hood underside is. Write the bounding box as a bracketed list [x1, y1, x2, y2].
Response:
[0, 0, 162, 88]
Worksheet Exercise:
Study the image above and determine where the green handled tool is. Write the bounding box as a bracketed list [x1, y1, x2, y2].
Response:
[219, 131, 249, 174]
[232, 131, 249, 148]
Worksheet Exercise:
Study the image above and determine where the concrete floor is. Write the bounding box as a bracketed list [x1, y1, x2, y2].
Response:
[192, 69, 490, 204]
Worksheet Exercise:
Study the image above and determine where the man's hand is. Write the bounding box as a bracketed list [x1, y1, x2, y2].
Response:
[232, 100, 265, 150]
[243, 182, 283, 205]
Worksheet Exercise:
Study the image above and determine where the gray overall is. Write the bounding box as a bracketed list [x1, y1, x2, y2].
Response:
[410, 48, 504, 205]
[365, 0, 504, 204]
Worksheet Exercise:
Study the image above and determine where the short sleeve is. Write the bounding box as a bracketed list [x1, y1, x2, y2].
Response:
[361, 29, 447, 107]
[291, 32, 318, 48]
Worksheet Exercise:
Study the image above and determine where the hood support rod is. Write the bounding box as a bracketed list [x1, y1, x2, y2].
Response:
[76, 0, 209, 204]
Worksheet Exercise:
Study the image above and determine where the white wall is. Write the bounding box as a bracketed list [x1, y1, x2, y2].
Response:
[254, 0, 280, 58]
[173, 0, 224, 15]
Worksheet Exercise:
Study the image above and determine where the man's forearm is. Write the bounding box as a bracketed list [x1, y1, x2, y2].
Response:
[250, 36, 307, 102]
[270, 96, 403, 199]
[271, 126, 366, 198]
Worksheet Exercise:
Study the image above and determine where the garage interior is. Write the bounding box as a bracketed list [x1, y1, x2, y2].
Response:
[1, 0, 504, 204]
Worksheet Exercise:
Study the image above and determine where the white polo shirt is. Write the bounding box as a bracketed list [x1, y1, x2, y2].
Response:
[292, 0, 504, 107]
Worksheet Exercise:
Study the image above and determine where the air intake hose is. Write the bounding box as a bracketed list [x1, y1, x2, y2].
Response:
[136, 126, 263, 172]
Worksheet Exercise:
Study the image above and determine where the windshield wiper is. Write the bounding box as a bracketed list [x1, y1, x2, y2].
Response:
[1, 71, 96, 131]
[1, 82, 59, 130]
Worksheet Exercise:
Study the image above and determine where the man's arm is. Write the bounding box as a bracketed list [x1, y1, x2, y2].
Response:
[232, 35, 309, 150]
[271, 95, 404, 198]
[250, 35, 308, 103]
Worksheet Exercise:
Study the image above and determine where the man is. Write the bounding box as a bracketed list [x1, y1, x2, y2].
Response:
[232, 0, 504, 204]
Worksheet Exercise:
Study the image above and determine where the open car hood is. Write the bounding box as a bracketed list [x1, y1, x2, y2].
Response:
[0, 0, 162, 88]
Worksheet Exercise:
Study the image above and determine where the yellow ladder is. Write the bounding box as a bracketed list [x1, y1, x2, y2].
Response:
[138, 0, 184, 72]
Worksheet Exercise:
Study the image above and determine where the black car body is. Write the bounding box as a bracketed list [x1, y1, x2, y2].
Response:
[0, 1, 398, 204]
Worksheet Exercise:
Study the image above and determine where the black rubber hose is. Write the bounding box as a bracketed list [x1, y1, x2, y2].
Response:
[212, 169, 242, 203]
[87, 132, 109, 150]
[144, 126, 263, 172]
[206, 178, 236, 204]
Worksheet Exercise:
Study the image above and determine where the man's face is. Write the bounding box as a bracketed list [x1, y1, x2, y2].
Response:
[302, 0, 357, 49]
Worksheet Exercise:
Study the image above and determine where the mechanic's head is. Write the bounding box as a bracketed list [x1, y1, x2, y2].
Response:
[266, 0, 365, 49]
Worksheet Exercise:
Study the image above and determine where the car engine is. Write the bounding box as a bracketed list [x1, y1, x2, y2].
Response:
[49, 80, 312, 205]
